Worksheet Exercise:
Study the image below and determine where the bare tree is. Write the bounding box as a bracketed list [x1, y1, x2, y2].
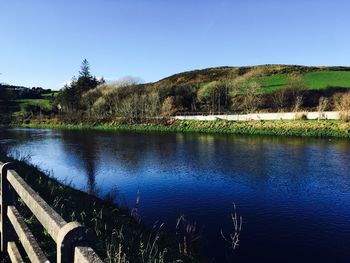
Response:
[119, 96, 136, 122]
[285, 73, 305, 106]
[229, 68, 266, 113]
[292, 95, 303, 112]
[272, 89, 287, 112]
[145, 91, 160, 117]
[231, 79, 263, 113]
[317, 96, 328, 120]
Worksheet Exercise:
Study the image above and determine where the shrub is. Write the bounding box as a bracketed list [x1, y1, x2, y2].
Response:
[294, 112, 308, 120]
[161, 96, 177, 116]
[334, 92, 350, 121]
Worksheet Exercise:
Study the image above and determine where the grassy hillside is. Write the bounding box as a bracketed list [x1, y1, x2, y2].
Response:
[15, 68, 350, 110]
[16, 98, 52, 110]
[150, 65, 350, 91]
[263, 71, 350, 93]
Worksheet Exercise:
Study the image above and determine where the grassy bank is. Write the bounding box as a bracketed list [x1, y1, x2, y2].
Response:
[17, 119, 350, 138]
[0, 150, 192, 262]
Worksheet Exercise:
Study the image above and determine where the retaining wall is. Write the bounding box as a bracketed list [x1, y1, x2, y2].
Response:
[175, 111, 340, 121]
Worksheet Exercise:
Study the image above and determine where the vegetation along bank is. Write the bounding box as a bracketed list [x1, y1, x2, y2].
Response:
[18, 119, 350, 138]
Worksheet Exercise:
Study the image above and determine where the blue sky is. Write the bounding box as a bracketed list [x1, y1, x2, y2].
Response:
[1, 0, 349, 90]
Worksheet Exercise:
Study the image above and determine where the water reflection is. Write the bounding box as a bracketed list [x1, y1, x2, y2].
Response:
[60, 130, 98, 194]
[2, 128, 350, 194]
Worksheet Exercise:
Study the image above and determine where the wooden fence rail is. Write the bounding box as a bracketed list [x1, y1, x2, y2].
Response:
[0, 162, 103, 263]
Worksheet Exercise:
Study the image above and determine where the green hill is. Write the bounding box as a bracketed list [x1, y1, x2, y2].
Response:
[150, 64, 350, 93]
[263, 71, 350, 93]
[3, 64, 350, 124]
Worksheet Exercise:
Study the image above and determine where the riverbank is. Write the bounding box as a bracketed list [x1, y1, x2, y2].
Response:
[0, 149, 189, 262]
[15, 119, 350, 138]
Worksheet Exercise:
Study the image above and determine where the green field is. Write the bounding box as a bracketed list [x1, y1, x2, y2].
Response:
[16, 99, 51, 109]
[263, 71, 350, 93]
[41, 91, 59, 98]
[12, 99, 53, 116]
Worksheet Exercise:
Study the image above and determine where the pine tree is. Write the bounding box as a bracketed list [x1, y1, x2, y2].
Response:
[58, 59, 102, 112]
[79, 59, 91, 78]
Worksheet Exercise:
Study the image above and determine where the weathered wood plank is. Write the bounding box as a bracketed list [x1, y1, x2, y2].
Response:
[7, 206, 50, 263]
[1, 162, 102, 263]
[7, 241, 24, 263]
[1, 163, 17, 253]
[74, 246, 103, 263]
[7, 169, 66, 243]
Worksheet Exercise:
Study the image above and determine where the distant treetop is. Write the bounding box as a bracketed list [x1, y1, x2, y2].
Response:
[79, 59, 91, 78]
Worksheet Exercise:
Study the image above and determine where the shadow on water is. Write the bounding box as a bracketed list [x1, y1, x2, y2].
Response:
[60, 130, 98, 194]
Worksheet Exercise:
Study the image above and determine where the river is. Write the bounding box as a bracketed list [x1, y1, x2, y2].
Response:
[1, 128, 350, 262]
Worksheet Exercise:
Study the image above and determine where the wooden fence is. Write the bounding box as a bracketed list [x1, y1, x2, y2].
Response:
[0, 162, 103, 263]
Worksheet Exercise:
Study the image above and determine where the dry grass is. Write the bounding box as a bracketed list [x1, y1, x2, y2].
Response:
[221, 203, 243, 250]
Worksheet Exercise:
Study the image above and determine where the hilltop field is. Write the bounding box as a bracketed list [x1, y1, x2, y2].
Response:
[150, 65, 350, 92]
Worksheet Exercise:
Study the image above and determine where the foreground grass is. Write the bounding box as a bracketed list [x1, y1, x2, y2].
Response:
[0, 151, 188, 262]
[18, 119, 350, 138]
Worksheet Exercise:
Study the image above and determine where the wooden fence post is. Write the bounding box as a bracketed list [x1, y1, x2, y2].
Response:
[56, 222, 92, 263]
[0, 161, 103, 262]
[1, 162, 17, 253]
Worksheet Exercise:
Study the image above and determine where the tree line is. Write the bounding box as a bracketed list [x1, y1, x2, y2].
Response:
[53, 60, 350, 122]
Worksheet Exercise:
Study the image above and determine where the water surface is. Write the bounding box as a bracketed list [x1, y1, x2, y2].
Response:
[1, 128, 350, 262]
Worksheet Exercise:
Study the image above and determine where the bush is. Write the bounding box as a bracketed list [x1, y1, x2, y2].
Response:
[294, 112, 307, 120]
[334, 91, 350, 121]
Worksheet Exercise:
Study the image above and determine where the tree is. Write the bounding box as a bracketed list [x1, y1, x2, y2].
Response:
[81, 88, 102, 116]
[57, 59, 102, 112]
[272, 89, 288, 112]
[284, 73, 305, 106]
[161, 96, 177, 116]
[197, 82, 218, 113]
[79, 59, 91, 78]
[292, 95, 303, 112]
[317, 97, 328, 120]
[57, 80, 79, 112]
[119, 96, 136, 122]
[231, 78, 263, 113]
[218, 79, 233, 108]
[197, 81, 228, 113]
[145, 91, 160, 117]
[229, 68, 266, 113]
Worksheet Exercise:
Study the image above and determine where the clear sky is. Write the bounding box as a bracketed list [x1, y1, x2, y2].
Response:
[1, 0, 349, 90]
